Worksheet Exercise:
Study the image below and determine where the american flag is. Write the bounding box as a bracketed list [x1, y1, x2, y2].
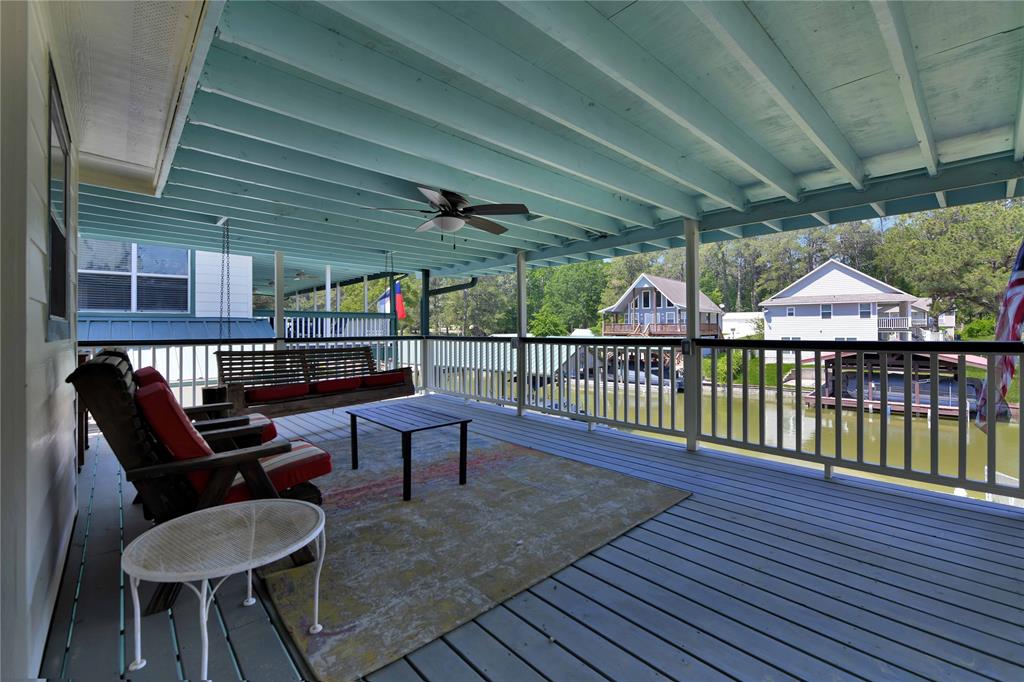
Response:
[976, 239, 1024, 430]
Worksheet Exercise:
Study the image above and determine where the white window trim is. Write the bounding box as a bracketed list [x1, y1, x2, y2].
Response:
[820, 304, 832, 319]
[641, 290, 651, 309]
[786, 306, 795, 317]
[859, 303, 873, 319]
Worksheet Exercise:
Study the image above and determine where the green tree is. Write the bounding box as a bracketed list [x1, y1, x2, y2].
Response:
[529, 304, 568, 336]
[876, 201, 1024, 321]
[538, 260, 607, 331]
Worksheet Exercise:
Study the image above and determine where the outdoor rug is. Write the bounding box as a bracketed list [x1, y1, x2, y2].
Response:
[264, 418, 690, 682]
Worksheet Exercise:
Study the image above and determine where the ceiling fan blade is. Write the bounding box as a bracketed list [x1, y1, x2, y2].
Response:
[418, 187, 451, 211]
[440, 189, 470, 210]
[416, 217, 443, 232]
[465, 203, 530, 216]
[466, 216, 508, 235]
[365, 207, 435, 213]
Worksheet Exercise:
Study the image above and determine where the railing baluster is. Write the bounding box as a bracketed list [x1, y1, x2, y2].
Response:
[834, 351, 843, 462]
[710, 348, 718, 438]
[776, 348, 784, 449]
[930, 352, 940, 477]
[794, 349, 802, 453]
[814, 351, 822, 457]
[645, 345, 652, 427]
[727, 349, 734, 440]
[904, 351, 913, 472]
[758, 348, 766, 447]
[880, 352, 888, 468]
[854, 351, 865, 464]
[742, 349, 749, 444]
[987, 355, 997, 485]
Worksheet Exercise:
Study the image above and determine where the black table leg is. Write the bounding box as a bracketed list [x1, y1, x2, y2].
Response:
[402, 432, 412, 501]
[459, 422, 468, 485]
[350, 413, 359, 469]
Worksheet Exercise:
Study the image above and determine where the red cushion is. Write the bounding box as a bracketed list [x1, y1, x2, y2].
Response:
[313, 377, 363, 394]
[363, 371, 406, 388]
[247, 413, 278, 443]
[135, 383, 214, 491]
[134, 366, 167, 388]
[244, 383, 310, 403]
[224, 440, 333, 503]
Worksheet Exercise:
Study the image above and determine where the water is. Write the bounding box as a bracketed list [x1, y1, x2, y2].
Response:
[531, 380, 1021, 504]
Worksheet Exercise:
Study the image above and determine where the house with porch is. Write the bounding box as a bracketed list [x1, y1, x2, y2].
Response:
[761, 259, 953, 342]
[3, 2, 1023, 681]
[600, 273, 722, 337]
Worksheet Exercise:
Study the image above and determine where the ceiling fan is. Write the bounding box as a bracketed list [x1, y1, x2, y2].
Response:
[371, 187, 529, 235]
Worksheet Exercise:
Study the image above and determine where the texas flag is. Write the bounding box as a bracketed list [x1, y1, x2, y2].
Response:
[376, 281, 406, 319]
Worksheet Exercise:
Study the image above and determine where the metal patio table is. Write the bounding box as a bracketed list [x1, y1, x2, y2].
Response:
[122, 499, 326, 681]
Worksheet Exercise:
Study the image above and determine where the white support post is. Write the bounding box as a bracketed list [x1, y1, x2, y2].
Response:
[324, 264, 332, 312]
[684, 219, 701, 452]
[274, 251, 285, 348]
[363, 275, 369, 312]
[516, 250, 528, 417]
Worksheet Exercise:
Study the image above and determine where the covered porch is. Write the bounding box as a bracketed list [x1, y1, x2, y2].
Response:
[43, 395, 1024, 681]
[5, 1, 1024, 680]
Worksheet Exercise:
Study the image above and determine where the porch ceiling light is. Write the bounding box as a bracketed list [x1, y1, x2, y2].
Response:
[434, 216, 465, 233]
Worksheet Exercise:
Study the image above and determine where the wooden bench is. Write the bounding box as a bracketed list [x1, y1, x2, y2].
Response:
[212, 346, 415, 418]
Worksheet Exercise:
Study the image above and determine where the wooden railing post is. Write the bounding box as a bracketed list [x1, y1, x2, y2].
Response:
[684, 218, 701, 452]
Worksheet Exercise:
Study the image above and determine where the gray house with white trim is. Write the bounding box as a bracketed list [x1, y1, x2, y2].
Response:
[600, 273, 722, 337]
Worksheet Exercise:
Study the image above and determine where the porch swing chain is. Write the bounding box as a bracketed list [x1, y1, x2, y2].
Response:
[219, 219, 231, 339]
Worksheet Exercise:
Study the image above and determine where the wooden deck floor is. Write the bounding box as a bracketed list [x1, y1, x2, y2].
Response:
[42, 395, 1024, 681]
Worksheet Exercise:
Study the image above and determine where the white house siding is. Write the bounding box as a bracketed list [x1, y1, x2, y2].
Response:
[765, 303, 879, 341]
[193, 250, 254, 317]
[776, 262, 897, 298]
[1, 3, 80, 676]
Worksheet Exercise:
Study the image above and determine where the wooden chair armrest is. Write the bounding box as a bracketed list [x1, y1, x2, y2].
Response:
[200, 423, 266, 443]
[183, 402, 234, 419]
[193, 416, 250, 431]
[126, 439, 292, 481]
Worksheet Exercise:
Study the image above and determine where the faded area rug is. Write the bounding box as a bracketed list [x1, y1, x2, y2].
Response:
[264, 418, 689, 682]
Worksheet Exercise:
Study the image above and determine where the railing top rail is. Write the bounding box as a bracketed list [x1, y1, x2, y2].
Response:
[77, 334, 410, 348]
[696, 338, 1022, 353]
[252, 309, 391, 319]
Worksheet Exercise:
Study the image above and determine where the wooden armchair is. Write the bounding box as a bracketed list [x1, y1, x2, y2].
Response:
[66, 351, 332, 613]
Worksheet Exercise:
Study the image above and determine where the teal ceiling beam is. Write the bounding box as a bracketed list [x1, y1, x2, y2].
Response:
[78, 204, 496, 266]
[871, 1, 938, 176]
[325, 1, 746, 211]
[501, 0, 800, 203]
[183, 96, 618, 238]
[172, 140, 591, 242]
[216, 1, 698, 219]
[78, 190, 502, 262]
[433, 154, 1023, 277]
[688, 1, 864, 190]
[78, 216, 471, 271]
[167, 167, 540, 246]
[199, 47, 656, 229]
[161, 178, 538, 253]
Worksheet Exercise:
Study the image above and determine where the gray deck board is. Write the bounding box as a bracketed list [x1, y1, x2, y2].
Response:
[43, 395, 1024, 682]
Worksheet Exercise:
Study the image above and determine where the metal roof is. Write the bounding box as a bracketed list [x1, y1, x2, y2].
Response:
[78, 316, 274, 342]
[761, 293, 919, 307]
[76, 1, 1024, 281]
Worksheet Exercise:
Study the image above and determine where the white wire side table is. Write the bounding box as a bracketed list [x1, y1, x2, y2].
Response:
[122, 499, 326, 681]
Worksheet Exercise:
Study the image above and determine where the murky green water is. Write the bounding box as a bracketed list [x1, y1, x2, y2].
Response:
[525, 379, 1021, 502]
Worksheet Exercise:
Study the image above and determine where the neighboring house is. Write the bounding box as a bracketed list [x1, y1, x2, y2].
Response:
[600, 273, 722, 337]
[760, 259, 942, 342]
[77, 237, 272, 342]
[722, 312, 765, 339]
[913, 297, 957, 341]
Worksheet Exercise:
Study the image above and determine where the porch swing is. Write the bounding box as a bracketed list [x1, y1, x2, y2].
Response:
[205, 248, 416, 418]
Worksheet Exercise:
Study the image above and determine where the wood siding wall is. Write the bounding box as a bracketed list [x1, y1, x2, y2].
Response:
[1, 3, 80, 677]
[193, 250, 254, 318]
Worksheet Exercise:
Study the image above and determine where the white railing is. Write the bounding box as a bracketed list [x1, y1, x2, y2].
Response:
[78, 334, 1023, 499]
[878, 316, 911, 330]
[698, 339, 1022, 499]
[253, 310, 392, 339]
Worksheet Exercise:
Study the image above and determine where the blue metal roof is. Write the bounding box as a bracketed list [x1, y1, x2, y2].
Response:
[77, 316, 275, 342]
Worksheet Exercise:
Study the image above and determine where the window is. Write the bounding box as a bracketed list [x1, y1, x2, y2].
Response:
[859, 303, 872, 319]
[820, 304, 832, 320]
[655, 292, 663, 308]
[631, 296, 639, 309]
[786, 306, 795, 317]
[78, 239, 190, 312]
[781, 336, 801, 341]
[641, 290, 651, 308]
[835, 337, 857, 341]
[47, 61, 71, 341]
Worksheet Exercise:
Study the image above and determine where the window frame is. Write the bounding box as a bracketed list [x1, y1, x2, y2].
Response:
[820, 304, 833, 320]
[859, 303, 872, 319]
[641, 290, 651, 309]
[786, 306, 795, 317]
[47, 59, 72, 341]
[78, 241, 191, 314]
